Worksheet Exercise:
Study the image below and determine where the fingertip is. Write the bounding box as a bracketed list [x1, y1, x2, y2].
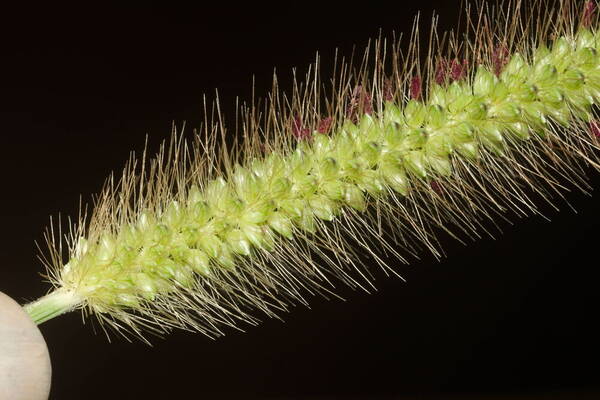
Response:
[0, 291, 52, 400]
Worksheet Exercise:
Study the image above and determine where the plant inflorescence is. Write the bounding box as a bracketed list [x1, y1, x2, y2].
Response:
[24, 0, 600, 342]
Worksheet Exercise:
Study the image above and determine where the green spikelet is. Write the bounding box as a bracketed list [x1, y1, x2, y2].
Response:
[24, 0, 600, 340]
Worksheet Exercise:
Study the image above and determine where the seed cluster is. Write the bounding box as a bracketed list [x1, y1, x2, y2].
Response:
[26, 1, 600, 339]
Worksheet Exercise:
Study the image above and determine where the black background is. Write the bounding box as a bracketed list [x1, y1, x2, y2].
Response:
[1, 1, 599, 399]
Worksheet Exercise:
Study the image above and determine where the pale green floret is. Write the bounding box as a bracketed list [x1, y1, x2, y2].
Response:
[25, 28, 600, 324]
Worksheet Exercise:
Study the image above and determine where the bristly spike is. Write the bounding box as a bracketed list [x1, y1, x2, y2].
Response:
[23, 0, 600, 342]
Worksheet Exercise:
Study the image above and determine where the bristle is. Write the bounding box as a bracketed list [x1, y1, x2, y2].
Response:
[24, 0, 600, 342]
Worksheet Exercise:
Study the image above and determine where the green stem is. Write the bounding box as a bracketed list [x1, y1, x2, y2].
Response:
[23, 289, 82, 325]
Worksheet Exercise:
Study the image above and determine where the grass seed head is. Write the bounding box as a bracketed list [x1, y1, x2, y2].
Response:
[25, 0, 600, 342]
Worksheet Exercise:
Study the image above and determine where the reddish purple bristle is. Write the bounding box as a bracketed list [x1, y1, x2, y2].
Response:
[410, 75, 422, 100]
[292, 115, 311, 140]
[430, 180, 443, 195]
[583, 1, 597, 28]
[362, 92, 373, 115]
[450, 59, 468, 81]
[435, 58, 448, 85]
[590, 121, 600, 138]
[383, 78, 394, 102]
[492, 45, 510, 76]
[317, 117, 333, 134]
[347, 85, 373, 122]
